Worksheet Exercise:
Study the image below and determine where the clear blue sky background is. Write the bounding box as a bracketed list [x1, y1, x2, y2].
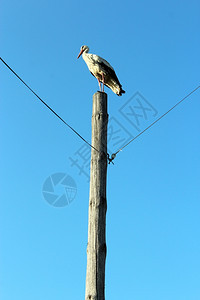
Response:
[1, 0, 200, 299]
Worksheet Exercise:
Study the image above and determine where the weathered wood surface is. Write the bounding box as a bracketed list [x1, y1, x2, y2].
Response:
[85, 92, 108, 300]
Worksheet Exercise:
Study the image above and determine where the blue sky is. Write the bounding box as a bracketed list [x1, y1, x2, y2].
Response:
[1, 0, 200, 299]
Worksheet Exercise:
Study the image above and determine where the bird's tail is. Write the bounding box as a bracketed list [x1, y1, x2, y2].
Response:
[118, 88, 125, 96]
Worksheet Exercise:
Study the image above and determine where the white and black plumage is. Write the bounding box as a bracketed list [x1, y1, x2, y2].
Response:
[77, 45, 125, 96]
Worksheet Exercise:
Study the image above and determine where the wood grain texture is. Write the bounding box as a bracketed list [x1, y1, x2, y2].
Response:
[85, 92, 108, 300]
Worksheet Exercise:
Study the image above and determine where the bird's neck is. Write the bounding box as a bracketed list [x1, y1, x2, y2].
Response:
[82, 51, 89, 63]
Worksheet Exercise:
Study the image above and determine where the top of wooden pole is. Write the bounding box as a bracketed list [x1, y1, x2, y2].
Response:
[93, 91, 107, 99]
[93, 91, 107, 96]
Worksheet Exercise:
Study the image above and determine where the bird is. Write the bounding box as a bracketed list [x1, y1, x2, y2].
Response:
[77, 45, 125, 96]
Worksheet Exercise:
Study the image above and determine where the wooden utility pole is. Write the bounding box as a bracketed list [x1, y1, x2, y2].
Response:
[85, 91, 108, 300]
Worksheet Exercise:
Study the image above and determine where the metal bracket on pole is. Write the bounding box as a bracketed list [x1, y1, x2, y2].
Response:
[107, 153, 116, 165]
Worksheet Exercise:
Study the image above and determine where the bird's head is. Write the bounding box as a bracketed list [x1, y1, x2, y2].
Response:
[77, 45, 89, 58]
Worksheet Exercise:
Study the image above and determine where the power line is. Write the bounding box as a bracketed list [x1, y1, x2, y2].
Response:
[0, 57, 100, 154]
[1, 57, 199, 164]
[109, 85, 200, 163]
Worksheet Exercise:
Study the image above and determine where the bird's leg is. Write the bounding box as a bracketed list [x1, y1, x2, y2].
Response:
[97, 78, 102, 91]
[102, 73, 105, 92]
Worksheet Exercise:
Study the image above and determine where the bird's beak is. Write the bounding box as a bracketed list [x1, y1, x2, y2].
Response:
[77, 49, 84, 59]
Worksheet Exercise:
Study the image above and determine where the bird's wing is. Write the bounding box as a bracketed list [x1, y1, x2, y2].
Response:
[99, 61, 122, 87]
[91, 54, 114, 71]
[90, 54, 122, 87]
